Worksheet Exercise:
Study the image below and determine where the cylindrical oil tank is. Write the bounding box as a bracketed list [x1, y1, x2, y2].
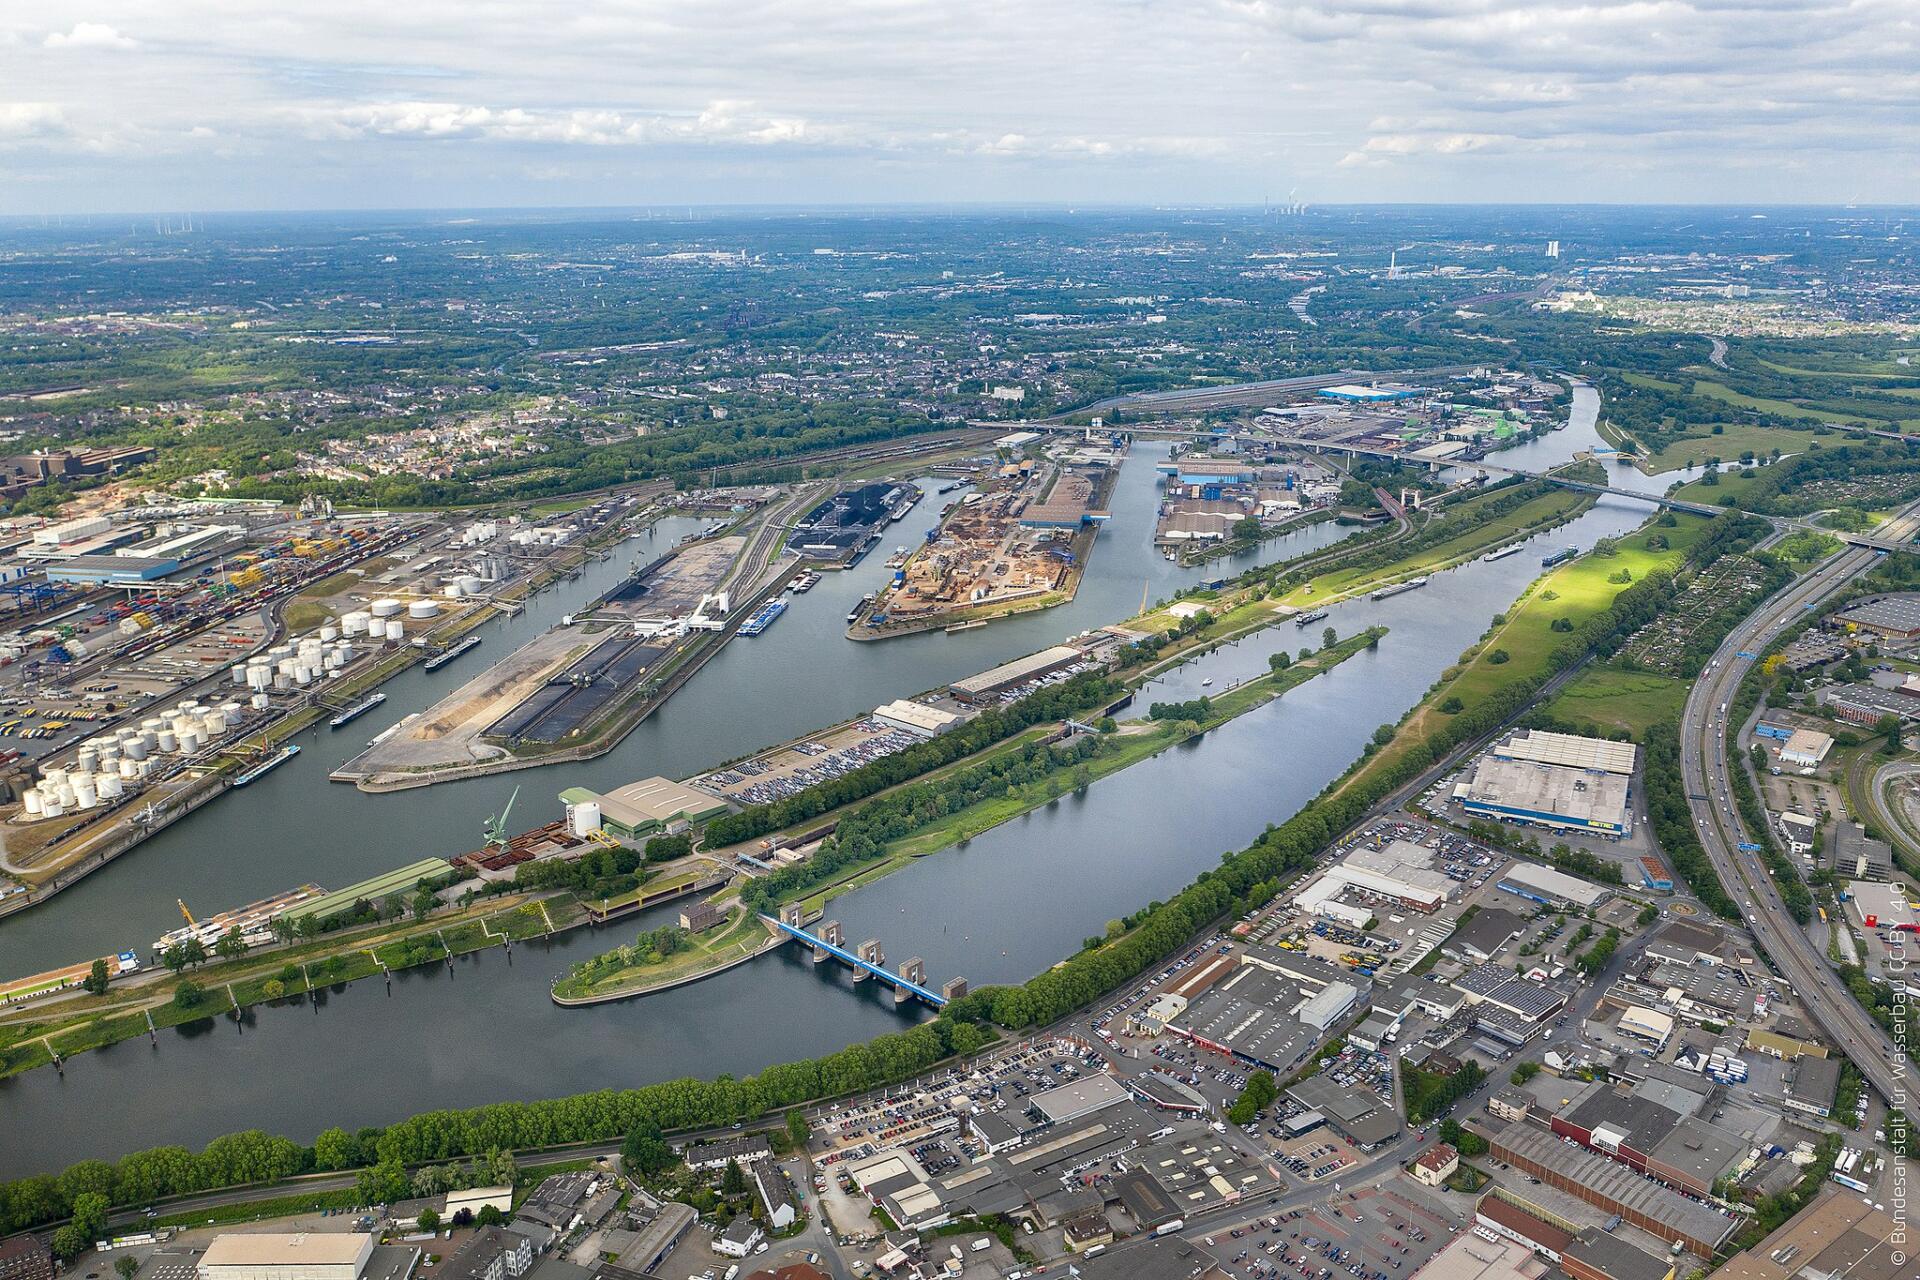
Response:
[319, 624, 340, 643]
[118, 758, 139, 779]
[385, 620, 404, 642]
[408, 599, 439, 619]
[41, 798, 63, 819]
[21, 789, 43, 816]
[231, 664, 250, 684]
[156, 730, 178, 753]
[250, 693, 270, 711]
[370, 598, 403, 618]
[97, 773, 124, 800]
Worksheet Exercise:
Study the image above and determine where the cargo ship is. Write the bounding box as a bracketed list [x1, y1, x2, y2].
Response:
[1541, 546, 1578, 568]
[1370, 576, 1430, 602]
[1481, 543, 1525, 563]
[151, 884, 325, 956]
[738, 599, 788, 636]
[886, 488, 917, 522]
[232, 743, 299, 787]
[328, 692, 387, 729]
[789, 571, 821, 593]
[423, 634, 482, 672]
[847, 592, 875, 624]
[1294, 609, 1330, 627]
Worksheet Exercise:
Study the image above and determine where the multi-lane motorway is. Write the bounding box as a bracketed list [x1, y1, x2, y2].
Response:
[1681, 496, 1920, 1105]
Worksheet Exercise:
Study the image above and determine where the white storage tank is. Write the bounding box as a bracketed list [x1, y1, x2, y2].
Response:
[407, 599, 440, 620]
[334, 642, 355, 665]
[232, 664, 250, 685]
[41, 798, 63, 819]
[156, 730, 177, 753]
[21, 789, 42, 817]
[319, 624, 340, 643]
[385, 620, 404, 643]
[118, 758, 139, 779]
[370, 598, 403, 618]
[250, 692, 270, 711]
[41, 767, 66, 788]
[97, 774, 124, 800]
[568, 801, 603, 839]
[76, 749, 98, 774]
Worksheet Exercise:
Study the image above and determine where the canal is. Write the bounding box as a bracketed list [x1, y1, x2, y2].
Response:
[0, 392, 1668, 1174]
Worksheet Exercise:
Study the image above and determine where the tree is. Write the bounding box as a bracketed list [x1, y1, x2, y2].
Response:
[116, 1256, 141, 1280]
[357, 1159, 409, 1206]
[314, 1127, 362, 1171]
[1878, 714, 1903, 756]
[215, 929, 247, 962]
[722, 1159, 748, 1197]
[1439, 696, 1464, 714]
[1268, 651, 1291, 672]
[1322, 626, 1338, 649]
[1486, 649, 1511, 665]
[451, 1208, 474, 1228]
[621, 1118, 674, 1177]
[786, 1110, 810, 1147]
[173, 981, 207, 1010]
[475, 1205, 506, 1227]
[411, 888, 436, 921]
[161, 944, 190, 974]
[417, 1208, 441, 1234]
[82, 958, 110, 997]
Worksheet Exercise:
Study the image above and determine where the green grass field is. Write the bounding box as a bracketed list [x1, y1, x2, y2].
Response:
[1543, 667, 1688, 737]
[1331, 516, 1706, 800]
[1275, 487, 1592, 608]
[1644, 423, 1822, 472]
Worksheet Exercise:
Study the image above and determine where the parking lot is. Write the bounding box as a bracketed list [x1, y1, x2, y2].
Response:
[1203, 1185, 1455, 1280]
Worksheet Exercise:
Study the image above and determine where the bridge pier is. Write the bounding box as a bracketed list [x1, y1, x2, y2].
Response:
[852, 939, 883, 982]
[894, 957, 926, 1006]
[813, 920, 843, 964]
[943, 976, 970, 1003]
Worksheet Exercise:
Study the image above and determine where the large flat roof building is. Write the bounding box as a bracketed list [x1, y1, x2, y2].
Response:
[1494, 861, 1614, 910]
[1487, 1123, 1738, 1256]
[1459, 758, 1632, 838]
[199, 1235, 375, 1280]
[559, 777, 729, 841]
[1834, 595, 1920, 639]
[1716, 1191, 1904, 1280]
[948, 645, 1081, 702]
[1029, 1073, 1131, 1126]
[1493, 730, 1638, 776]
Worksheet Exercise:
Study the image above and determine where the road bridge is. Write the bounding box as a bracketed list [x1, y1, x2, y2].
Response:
[762, 913, 954, 1008]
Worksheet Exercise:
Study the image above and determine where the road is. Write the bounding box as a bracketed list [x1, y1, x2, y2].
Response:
[1680, 495, 1920, 1105]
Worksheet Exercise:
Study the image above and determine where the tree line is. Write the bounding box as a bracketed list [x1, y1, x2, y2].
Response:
[703, 672, 1123, 846]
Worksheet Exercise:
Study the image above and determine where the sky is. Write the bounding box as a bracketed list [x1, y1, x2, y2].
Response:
[1, 1, 1916, 214]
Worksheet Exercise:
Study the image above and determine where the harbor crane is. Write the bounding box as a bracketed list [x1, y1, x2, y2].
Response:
[482, 786, 521, 848]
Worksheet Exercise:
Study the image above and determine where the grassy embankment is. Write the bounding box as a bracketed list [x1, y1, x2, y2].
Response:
[1325, 514, 1711, 806]
[0, 895, 571, 1080]
[1271, 486, 1595, 610]
[550, 631, 1385, 1003]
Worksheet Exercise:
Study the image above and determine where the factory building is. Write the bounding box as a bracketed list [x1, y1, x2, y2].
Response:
[1717, 1191, 1904, 1280]
[1297, 838, 1456, 925]
[947, 645, 1081, 702]
[1831, 821, 1893, 881]
[1784, 1057, 1842, 1118]
[1486, 1123, 1739, 1256]
[1493, 730, 1638, 776]
[559, 777, 730, 842]
[1319, 384, 1422, 403]
[1458, 757, 1632, 837]
[1822, 683, 1920, 726]
[1775, 728, 1833, 769]
[1833, 594, 1920, 639]
[198, 1236, 375, 1280]
[871, 699, 961, 737]
[1494, 862, 1614, 910]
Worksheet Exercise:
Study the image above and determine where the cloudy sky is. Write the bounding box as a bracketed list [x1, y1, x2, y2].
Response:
[2, 0, 1915, 213]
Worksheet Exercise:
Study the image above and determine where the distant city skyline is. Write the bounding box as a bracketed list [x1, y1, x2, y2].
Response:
[2, 1, 1915, 214]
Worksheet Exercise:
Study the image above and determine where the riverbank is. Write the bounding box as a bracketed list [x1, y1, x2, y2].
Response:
[0, 891, 577, 1079]
[549, 629, 1385, 1005]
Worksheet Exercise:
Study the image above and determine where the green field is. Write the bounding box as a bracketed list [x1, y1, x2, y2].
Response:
[1643, 423, 1823, 472]
[1542, 667, 1688, 737]
[1275, 486, 1592, 608]
[1331, 516, 1707, 801]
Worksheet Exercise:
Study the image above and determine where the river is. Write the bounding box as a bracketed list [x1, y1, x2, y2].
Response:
[0, 390, 1670, 1174]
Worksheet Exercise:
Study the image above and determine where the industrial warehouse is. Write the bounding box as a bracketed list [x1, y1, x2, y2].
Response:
[1454, 730, 1638, 837]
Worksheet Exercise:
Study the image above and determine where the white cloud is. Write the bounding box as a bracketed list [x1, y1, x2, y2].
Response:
[0, 0, 1912, 206]
[43, 22, 134, 50]
[0, 102, 68, 140]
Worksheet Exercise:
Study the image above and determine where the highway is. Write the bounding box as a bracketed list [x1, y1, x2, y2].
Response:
[1680, 495, 1920, 1106]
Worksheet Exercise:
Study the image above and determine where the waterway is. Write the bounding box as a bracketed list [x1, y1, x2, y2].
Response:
[0, 395, 1668, 1174]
